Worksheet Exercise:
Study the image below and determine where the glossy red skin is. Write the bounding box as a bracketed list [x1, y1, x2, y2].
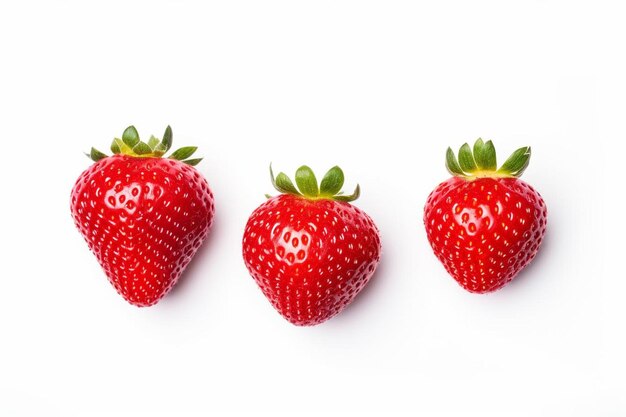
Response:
[70, 155, 214, 306]
[242, 194, 381, 326]
[424, 177, 547, 293]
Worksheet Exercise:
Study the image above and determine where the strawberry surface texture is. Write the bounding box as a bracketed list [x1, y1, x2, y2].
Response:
[424, 139, 547, 293]
[243, 165, 381, 326]
[71, 126, 214, 306]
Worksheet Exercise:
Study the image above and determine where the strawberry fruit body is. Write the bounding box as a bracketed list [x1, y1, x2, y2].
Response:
[242, 165, 381, 326]
[71, 126, 215, 306]
[424, 139, 547, 293]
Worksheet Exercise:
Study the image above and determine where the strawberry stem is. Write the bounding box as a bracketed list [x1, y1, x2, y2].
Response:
[86, 125, 202, 166]
[446, 138, 531, 179]
[268, 164, 360, 202]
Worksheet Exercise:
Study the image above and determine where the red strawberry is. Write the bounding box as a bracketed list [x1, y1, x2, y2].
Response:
[424, 139, 547, 293]
[70, 126, 215, 306]
[242, 165, 381, 326]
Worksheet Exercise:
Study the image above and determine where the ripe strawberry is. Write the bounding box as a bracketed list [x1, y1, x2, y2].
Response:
[242, 165, 381, 326]
[70, 126, 215, 306]
[424, 139, 547, 293]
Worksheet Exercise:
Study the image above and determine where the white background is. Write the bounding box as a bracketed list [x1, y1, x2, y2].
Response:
[1, 1, 624, 416]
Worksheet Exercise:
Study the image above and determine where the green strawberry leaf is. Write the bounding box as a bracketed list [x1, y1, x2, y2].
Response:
[161, 125, 173, 152]
[170, 146, 197, 160]
[295, 165, 319, 197]
[147, 135, 160, 150]
[133, 142, 153, 155]
[110, 139, 121, 154]
[89, 147, 108, 162]
[473, 138, 486, 170]
[458, 143, 477, 173]
[498, 146, 531, 177]
[270, 164, 301, 195]
[122, 126, 140, 148]
[320, 166, 345, 196]
[482, 140, 497, 170]
[276, 172, 300, 195]
[446, 147, 465, 176]
[334, 184, 360, 202]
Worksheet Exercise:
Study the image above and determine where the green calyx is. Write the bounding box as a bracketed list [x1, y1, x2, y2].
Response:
[86, 125, 202, 166]
[445, 138, 531, 179]
[268, 164, 360, 202]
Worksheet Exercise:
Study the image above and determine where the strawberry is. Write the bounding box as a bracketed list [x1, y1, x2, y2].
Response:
[70, 126, 215, 306]
[424, 139, 547, 293]
[242, 165, 381, 326]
